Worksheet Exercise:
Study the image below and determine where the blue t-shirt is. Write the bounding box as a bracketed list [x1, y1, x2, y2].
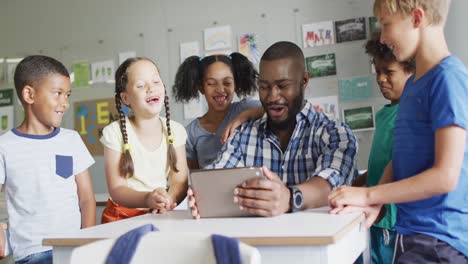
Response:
[185, 98, 261, 168]
[392, 56, 468, 256]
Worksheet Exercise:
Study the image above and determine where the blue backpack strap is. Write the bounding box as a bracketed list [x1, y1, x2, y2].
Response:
[211, 234, 242, 264]
[106, 224, 159, 264]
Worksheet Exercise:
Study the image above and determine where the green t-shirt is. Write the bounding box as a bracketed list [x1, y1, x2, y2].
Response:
[367, 104, 398, 230]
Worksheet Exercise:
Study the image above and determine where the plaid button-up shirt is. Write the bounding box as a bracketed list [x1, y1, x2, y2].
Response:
[207, 100, 358, 188]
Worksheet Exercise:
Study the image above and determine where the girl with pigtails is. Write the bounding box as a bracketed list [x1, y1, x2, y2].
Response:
[173, 52, 263, 169]
[100, 57, 188, 223]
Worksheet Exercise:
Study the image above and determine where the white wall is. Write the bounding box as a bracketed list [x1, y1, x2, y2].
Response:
[446, 0, 468, 64]
[1, 0, 467, 193]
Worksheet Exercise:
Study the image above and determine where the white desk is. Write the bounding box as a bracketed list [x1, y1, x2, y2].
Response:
[44, 207, 366, 264]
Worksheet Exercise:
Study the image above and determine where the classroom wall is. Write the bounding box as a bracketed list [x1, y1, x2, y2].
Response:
[1, 0, 467, 194]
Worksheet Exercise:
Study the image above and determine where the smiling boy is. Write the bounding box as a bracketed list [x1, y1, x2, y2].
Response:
[0, 55, 95, 264]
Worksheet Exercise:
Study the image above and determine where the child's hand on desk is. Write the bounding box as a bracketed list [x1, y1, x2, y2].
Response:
[329, 204, 383, 228]
[187, 188, 200, 219]
[147, 188, 176, 214]
[327, 185, 370, 208]
[234, 166, 290, 217]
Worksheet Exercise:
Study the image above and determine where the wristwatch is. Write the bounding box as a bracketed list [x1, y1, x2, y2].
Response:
[288, 185, 303, 213]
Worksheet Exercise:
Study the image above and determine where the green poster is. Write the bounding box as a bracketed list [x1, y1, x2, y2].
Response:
[343, 106, 375, 131]
[0, 89, 14, 107]
[73, 61, 90, 88]
[339, 76, 373, 101]
[306, 53, 337, 78]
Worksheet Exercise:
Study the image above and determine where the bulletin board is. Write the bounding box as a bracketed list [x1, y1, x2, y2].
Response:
[74, 98, 119, 155]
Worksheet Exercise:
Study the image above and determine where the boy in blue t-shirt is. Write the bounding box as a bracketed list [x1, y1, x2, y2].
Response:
[329, 0, 468, 263]
[353, 30, 414, 264]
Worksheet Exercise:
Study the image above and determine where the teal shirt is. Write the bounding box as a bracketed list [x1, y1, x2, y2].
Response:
[367, 104, 398, 230]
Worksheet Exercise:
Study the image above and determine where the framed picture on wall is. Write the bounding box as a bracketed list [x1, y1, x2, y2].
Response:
[342, 106, 375, 131]
[305, 53, 337, 78]
[238, 33, 261, 65]
[302, 20, 335, 48]
[204, 25, 232, 51]
[334, 17, 367, 43]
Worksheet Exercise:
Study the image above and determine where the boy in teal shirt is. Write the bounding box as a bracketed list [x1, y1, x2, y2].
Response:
[353, 30, 414, 263]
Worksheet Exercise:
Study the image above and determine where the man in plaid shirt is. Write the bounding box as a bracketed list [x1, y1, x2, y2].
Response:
[189, 41, 357, 218]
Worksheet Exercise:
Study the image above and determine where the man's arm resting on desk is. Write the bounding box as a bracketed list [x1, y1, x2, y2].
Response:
[298, 177, 332, 209]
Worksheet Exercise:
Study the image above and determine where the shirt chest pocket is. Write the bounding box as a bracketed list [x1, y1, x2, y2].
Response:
[55, 155, 74, 179]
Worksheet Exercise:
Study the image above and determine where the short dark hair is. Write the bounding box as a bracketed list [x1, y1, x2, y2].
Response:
[365, 30, 415, 73]
[14, 55, 69, 103]
[260, 41, 305, 71]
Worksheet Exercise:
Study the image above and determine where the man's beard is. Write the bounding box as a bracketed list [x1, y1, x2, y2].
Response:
[264, 90, 304, 131]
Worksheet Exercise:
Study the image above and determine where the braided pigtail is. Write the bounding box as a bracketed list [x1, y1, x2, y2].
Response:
[230, 52, 258, 97]
[114, 57, 142, 178]
[115, 93, 135, 178]
[164, 87, 179, 172]
[172, 56, 203, 103]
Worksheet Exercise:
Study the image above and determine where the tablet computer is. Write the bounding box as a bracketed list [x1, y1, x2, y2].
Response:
[189, 167, 264, 218]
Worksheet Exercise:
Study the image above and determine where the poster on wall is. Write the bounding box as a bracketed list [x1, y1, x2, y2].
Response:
[343, 106, 375, 131]
[339, 76, 373, 101]
[204, 25, 232, 51]
[0, 89, 14, 134]
[72, 61, 90, 88]
[335, 17, 367, 43]
[302, 21, 335, 48]
[306, 53, 337, 78]
[308, 95, 340, 120]
[74, 98, 128, 155]
[238, 33, 261, 65]
[180, 41, 200, 63]
[91, 60, 115, 83]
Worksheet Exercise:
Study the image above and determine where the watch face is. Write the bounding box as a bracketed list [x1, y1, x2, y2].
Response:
[294, 193, 303, 207]
[294, 190, 303, 208]
[289, 186, 303, 212]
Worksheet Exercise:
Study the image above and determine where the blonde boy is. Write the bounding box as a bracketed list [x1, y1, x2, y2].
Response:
[0, 55, 96, 263]
[329, 1, 468, 263]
